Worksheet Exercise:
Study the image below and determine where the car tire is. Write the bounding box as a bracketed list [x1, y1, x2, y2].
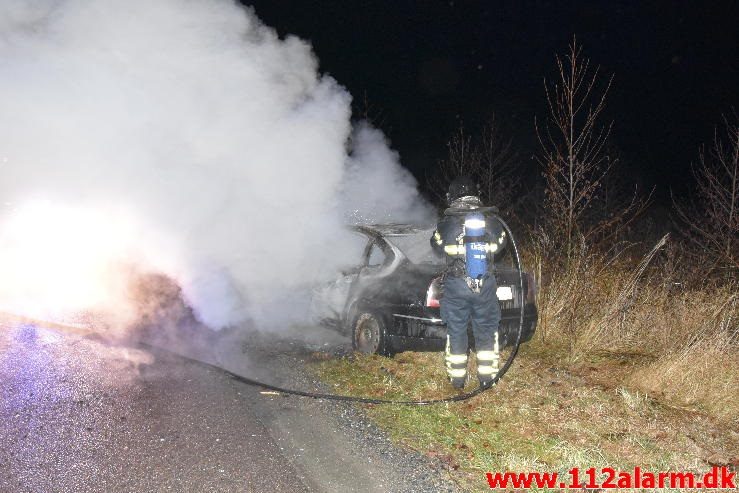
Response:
[352, 311, 388, 355]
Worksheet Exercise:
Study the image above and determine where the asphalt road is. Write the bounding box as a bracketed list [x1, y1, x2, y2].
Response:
[0, 317, 458, 493]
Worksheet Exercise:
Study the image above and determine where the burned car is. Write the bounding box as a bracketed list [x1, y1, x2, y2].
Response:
[315, 224, 538, 355]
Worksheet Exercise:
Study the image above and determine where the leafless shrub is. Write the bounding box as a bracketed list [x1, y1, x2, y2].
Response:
[530, 234, 668, 356]
[673, 114, 739, 278]
[536, 39, 648, 258]
[427, 125, 477, 195]
[578, 234, 669, 352]
[477, 118, 519, 208]
[427, 116, 519, 211]
[529, 234, 596, 355]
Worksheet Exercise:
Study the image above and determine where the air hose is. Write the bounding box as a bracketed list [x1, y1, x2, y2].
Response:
[145, 213, 526, 406]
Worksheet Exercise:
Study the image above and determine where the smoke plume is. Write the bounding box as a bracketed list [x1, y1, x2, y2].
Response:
[0, 0, 432, 330]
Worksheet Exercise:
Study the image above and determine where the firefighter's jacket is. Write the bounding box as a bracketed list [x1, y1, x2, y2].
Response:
[430, 201, 507, 278]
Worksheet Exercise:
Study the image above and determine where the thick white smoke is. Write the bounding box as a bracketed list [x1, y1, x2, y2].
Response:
[0, 0, 433, 330]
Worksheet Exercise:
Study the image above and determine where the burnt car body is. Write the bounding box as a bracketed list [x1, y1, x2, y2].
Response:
[317, 224, 538, 355]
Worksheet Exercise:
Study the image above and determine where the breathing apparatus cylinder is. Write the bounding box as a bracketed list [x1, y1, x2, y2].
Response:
[463, 212, 487, 279]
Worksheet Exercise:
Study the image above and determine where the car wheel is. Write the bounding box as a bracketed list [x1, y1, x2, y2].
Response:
[352, 312, 387, 355]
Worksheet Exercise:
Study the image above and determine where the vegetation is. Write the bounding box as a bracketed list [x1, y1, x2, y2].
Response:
[316, 343, 737, 491]
[318, 39, 738, 491]
[426, 115, 519, 215]
[673, 113, 739, 276]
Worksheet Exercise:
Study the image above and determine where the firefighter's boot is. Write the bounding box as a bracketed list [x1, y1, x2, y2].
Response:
[445, 337, 468, 389]
[476, 331, 500, 389]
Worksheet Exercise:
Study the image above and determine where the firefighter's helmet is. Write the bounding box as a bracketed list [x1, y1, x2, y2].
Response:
[447, 175, 478, 204]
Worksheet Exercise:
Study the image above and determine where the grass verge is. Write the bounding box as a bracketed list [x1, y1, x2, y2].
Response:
[313, 338, 738, 492]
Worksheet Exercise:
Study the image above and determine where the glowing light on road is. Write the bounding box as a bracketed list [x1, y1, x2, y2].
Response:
[0, 200, 141, 320]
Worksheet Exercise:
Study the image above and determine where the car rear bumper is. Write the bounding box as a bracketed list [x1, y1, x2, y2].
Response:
[387, 305, 538, 353]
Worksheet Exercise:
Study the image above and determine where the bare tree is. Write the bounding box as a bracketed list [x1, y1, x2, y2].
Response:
[674, 114, 739, 277]
[537, 39, 614, 257]
[477, 116, 519, 208]
[537, 38, 650, 257]
[427, 116, 519, 210]
[427, 125, 478, 201]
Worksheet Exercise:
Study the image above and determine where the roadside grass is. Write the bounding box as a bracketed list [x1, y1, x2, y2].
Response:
[531, 240, 739, 425]
[315, 341, 738, 491]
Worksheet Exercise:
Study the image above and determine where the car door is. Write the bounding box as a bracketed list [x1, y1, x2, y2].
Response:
[340, 236, 397, 322]
[308, 231, 372, 327]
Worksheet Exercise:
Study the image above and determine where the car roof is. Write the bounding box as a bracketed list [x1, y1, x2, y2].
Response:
[352, 223, 435, 237]
[352, 223, 444, 266]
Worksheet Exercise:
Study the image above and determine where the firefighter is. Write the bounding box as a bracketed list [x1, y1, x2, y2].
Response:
[430, 176, 507, 389]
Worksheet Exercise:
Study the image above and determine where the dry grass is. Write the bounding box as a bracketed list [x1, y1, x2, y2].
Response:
[628, 331, 739, 424]
[314, 237, 738, 491]
[531, 235, 738, 424]
[316, 347, 738, 492]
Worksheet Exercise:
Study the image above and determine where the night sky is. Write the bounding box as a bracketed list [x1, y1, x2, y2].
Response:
[244, 1, 738, 202]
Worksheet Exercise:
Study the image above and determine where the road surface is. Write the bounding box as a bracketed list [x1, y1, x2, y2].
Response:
[0, 317, 457, 493]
